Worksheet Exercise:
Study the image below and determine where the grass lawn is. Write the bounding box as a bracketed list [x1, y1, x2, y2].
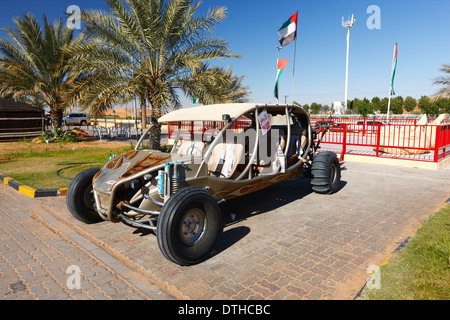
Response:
[0, 140, 134, 189]
[359, 204, 450, 300]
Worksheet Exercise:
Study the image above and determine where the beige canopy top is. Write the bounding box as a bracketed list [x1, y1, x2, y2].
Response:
[157, 103, 308, 123]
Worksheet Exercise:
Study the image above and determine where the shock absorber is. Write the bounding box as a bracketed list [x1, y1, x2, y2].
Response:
[172, 161, 180, 194]
[164, 162, 171, 201]
[157, 170, 164, 197]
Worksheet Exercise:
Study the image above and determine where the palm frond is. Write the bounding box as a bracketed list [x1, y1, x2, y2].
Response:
[69, 0, 243, 148]
[433, 63, 450, 98]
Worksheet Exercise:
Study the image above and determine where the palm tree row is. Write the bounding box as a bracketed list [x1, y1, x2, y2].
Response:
[0, 14, 79, 127]
[0, 0, 249, 149]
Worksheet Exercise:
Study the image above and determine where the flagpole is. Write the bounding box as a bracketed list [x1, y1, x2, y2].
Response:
[291, 36, 297, 105]
[386, 89, 392, 122]
[386, 43, 396, 122]
[276, 46, 282, 104]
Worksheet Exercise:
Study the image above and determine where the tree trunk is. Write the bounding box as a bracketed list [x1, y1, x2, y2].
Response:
[50, 107, 63, 128]
[140, 97, 147, 129]
[148, 122, 161, 150]
[147, 94, 162, 150]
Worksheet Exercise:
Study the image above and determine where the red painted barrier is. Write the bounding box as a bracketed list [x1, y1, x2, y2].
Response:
[167, 120, 252, 140]
[311, 118, 450, 163]
[166, 118, 450, 164]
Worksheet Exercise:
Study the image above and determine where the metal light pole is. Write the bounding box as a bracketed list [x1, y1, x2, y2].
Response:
[342, 14, 355, 112]
[275, 45, 283, 104]
[276, 45, 283, 60]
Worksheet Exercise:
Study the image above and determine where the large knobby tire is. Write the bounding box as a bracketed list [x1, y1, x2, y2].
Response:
[66, 167, 103, 223]
[310, 151, 341, 194]
[157, 187, 222, 266]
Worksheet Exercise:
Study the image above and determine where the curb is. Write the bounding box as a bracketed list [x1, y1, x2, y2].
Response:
[0, 173, 67, 198]
[2, 185, 174, 300]
[353, 235, 413, 300]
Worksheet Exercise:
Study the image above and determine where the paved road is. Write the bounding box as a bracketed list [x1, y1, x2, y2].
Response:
[1, 160, 449, 300]
[0, 183, 172, 300]
[37, 161, 450, 299]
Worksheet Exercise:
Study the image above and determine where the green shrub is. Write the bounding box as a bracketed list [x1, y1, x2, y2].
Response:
[39, 127, 85, 142]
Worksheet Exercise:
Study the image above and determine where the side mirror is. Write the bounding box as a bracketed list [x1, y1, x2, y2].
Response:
[222, 114, 232, 123]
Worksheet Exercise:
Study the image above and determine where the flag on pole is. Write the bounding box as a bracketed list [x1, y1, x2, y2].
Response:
[277, 11, 298, 47]
[274, 59, 289, 100]
[386, 43, 398, 121]
[390, 43, 398, 96]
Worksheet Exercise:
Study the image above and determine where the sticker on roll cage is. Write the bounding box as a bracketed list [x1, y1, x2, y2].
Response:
[258, 109, 271, 135]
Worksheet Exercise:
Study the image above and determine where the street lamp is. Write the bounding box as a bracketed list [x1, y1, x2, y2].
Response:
[342, 14, 355, 112]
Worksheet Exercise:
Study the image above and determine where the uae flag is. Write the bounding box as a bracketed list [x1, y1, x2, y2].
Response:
[274, 59, 289, 100]
[390, 43, 398, 96]
[277, 11, 298, 47]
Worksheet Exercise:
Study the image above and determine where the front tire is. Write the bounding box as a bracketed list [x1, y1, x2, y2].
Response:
[310, 151, 341, 194]
[157, 187, 222, 266]
[66, 167, 102, 223]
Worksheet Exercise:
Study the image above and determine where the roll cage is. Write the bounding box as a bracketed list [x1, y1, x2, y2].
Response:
[137, 104, 315, 180]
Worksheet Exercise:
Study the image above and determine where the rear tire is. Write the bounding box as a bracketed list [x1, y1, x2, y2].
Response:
[157, 187, 222, 266]
[66, 167, 103, 223]
[310, 151, 341, 194]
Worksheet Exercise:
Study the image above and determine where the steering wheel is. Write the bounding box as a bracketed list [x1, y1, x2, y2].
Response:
[312, 122, 322, 134]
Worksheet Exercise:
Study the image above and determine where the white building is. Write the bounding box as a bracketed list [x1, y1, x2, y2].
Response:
[332, 101, 345, 114]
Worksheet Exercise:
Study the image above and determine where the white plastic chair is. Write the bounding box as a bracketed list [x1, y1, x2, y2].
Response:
[108, 126, 118, 138]
[121, 125, 131, 138]
[94, 126, 109, 140]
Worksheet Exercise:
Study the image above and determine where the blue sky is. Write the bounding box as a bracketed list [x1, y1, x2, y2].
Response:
[1, 0, 449, 107]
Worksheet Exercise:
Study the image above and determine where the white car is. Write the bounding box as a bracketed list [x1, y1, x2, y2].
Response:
[63, 113, 90, 126]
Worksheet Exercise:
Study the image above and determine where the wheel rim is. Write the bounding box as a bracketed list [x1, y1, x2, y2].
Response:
[180, 208, 206, 245]
[83, 185, 95, 210]
[329, 163, 337, 184]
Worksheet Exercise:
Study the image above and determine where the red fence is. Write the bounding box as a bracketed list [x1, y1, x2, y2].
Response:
[310, 116, 450, 126]
[312, 119, 450, 163]
[166, 118, 450, 164]
[167, 120, 251, 140]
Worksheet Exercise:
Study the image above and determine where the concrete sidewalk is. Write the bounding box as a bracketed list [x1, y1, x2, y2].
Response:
[1, 161, 449, 299]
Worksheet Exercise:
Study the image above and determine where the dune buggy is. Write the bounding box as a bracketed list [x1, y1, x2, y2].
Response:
[66, 103, 341, 265]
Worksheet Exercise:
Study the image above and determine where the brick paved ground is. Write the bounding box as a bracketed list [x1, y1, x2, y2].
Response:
[30, 161, 450, 300]
[0, 184, 172, 300]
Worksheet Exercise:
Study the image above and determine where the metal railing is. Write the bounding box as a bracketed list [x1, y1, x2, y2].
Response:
[167, 120, 252, 140]
[313, 121, 449, 163]
[166, 118, 450, 164]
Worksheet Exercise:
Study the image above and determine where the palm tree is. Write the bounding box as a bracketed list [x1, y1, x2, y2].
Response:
[220, 67, 251, 103]
[433, 63, 450, 98]
[69, 0, 241, 149]
[187, 66, 250, 104]
[0, 13, 79, 127]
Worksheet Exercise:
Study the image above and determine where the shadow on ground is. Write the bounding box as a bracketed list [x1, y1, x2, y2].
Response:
[123, 174, 347, 262]
[212, 175, 347, 259]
